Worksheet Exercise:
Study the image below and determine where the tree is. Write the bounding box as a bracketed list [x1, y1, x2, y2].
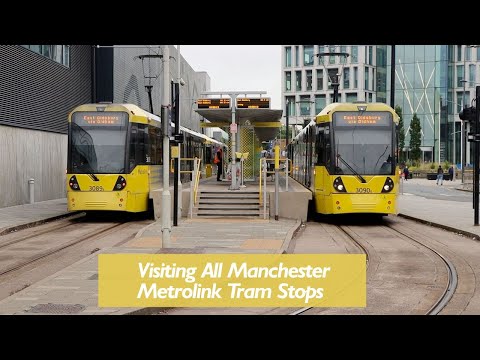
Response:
[409, 113, 422, 163]
[395, 105, 405, 162]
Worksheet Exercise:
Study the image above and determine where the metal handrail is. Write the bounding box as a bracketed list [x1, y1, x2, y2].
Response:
[259, 157, 292, 213]
[193, 157, 202, 205]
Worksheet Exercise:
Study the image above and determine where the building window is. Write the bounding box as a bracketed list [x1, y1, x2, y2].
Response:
[285, 72, 292, 91]
[466, 46, 471, 61]
[372, 68, 375, 91]
[448, 45, 454, 62]
[300, 95, 311, 116]
[316, 69, 324, 91]
[306, 70, 313, 91]
[346, 93, 357, 103]
[315, 95, 326, 114]
[296, 71, 302, 91]
[351, 46, 358, 63]
[285, 47, 292, 67]
[295, 46, 299, 67]
[469, 64, 475, 87]
[464, 92, 471, 109]
[457, 92, 470, 112]
[353, 67, 358, 88]
[377, 46, 387, 66]
[448, 90, 453, 115]
[22, 45, 70, 67]
[457, 45, 462, 61]
[369, 46, 373, 65]
[343, 68, 350, 89]
[329, 46, 336, 64]
[457, 65, 464, 87]
[365, 67, 369, 90]
[457, 92, 463, 113]
[368, 93, 372, 102]
[448, 64, 454, 88]
[286, 96, 295, 116]
[304, 45, 314, 66]
[477, 47, 480, 61]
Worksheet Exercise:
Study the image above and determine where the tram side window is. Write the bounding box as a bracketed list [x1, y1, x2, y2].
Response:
[129, 124, 148, 172]
[316, 125, 325, 165]
[205, 146, 212, 164]
[148, 126, 162, 165]
[316, 124, 331, 170]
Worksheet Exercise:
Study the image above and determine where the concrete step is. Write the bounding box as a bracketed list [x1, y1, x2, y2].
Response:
[199, 199, 260, 205]
[197, 205, 261, 210]
[200, 193, 259, 199]
[196, 209, 261, 216]
[200, 190, 259, 194]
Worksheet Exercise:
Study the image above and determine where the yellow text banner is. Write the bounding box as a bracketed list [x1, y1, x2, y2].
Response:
[99, 254, 366, 307]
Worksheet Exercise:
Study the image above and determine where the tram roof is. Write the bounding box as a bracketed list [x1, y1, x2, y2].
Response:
[316, 102, 399, 124]
[69, 103, 162, 121]
[195, 108, 283, 142]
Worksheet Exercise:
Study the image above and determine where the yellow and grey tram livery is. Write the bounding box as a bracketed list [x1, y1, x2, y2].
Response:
[289, 102, 400, 216]
[67, 103, 225, 213]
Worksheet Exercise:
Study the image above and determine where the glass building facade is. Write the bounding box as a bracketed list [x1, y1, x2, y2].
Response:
[385, 45, 477, 165]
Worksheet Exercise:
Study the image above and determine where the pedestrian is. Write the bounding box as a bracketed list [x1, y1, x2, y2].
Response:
[449, 165, 454, 181]
[214, 148, 223, 181]
[403, 165, 409, 181]
[436, 165, 444, 185]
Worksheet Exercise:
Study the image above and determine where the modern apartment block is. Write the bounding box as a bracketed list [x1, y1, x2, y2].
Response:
[281, 45, 480, 165]
[281, 45, 386, 127]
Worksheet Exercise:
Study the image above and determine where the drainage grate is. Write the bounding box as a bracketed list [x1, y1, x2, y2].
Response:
[26, 303, 86, 314]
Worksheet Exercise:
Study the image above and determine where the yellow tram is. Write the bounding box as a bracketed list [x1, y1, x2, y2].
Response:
[66, 103, 224, 213]
[288, 102, 400, 216]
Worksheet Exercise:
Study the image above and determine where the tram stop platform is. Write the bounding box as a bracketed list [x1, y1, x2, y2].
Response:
[151, 174, 312, 222]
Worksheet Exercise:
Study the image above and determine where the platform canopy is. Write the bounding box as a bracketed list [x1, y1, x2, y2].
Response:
[196, 108, 283, 142]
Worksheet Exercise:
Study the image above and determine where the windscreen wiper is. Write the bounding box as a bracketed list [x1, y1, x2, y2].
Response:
[87, 173, 99, 181]
[337, 154, 367, 183]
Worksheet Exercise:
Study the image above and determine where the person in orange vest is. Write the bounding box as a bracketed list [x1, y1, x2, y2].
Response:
[214, 148, 223, 181]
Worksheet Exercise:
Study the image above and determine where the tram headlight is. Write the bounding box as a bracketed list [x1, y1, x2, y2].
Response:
[333, 177, 347, 193]
[113, 176, 127, 191]
[68, 175, 81, 191]
[381, 177, 394, 193]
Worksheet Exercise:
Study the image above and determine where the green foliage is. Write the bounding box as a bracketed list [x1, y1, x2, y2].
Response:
[430, 162, 436, 169]
[409, 113, 422, 162]
[444, 161, 450, 169]
[395, 105, 405, 162]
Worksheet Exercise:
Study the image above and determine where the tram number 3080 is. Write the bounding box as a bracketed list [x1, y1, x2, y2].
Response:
[356, 188, 371, 193]
[89, 186, 104, 192]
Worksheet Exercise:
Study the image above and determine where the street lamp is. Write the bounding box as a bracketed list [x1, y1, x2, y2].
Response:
[315, 48, 349, 103]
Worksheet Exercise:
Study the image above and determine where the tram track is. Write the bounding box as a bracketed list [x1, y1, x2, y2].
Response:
[289, 224, 370, 315]
[0, 213, 86, 250]
[0, 221, 130, 277]
[385, 225, 458, 315]
[291, 222, 457, 315]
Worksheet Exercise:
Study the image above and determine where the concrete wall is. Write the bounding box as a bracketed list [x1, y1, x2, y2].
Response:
[0, 125, 67, 207]
[268, 178, 312, 221]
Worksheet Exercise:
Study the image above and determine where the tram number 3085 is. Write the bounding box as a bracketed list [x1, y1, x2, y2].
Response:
[356, 188, 371, 193]
[89, 186, 104, 192]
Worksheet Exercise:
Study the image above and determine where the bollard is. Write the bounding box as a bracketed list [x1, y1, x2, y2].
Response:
[28, 178, 35, 204]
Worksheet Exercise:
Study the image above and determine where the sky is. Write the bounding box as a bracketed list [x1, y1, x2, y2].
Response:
[179, 45, 282, 109]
